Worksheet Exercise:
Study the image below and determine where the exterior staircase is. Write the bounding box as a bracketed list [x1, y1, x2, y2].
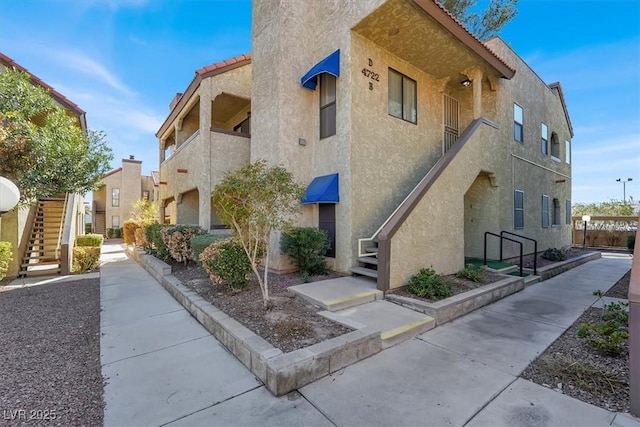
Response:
[351, 240, 379, 280]
[19, 197, 66, 278]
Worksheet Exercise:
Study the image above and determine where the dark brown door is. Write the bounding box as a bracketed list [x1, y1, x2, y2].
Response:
[319, 203, 336, 258]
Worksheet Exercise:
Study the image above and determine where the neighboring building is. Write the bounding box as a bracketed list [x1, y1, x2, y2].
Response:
[92, 156, 159, 235]
[156, 0, 573, 291]
[0, 52, 87, 278]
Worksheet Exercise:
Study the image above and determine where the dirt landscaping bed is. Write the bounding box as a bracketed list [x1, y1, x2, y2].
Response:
[521, 270, 631, 413]
[605, 269, 631, 299]
[170, 261, 351, 353]
[0, 278, 103, 426]
[519, 247, 596, 269]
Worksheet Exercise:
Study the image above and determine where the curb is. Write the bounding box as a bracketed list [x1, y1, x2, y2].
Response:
[536, 251, 602, 280]
[127, 247, 382, 396]
[386, 275, 524, 326]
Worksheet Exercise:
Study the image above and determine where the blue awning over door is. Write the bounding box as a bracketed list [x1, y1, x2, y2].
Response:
[302, 173, 339, 204]
[300, 49, 340, 90]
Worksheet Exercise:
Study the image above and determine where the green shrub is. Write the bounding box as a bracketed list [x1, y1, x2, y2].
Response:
[161, 224, 206, 264]
[85, 223, 92, 234]
[144, 223, 170, 259]
[456, 264, 486, 283]
[542, 247, 566, 262]
[200, 238, 252, 290]
[123, 220, 140, 245]
[628, 235, 636, 253]
[406, 268, 453, 300]
[280, 227, 330, 276]
[577, 301, 629, 357]
[191, 234, 221, 265]
[0, 241, 13, 281]
[76, 234, 104, 247]
[72, 247, 101, 273]
[114, 228, 122, 238]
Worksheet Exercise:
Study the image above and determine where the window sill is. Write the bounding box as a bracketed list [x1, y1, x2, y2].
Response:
[551, 156, 561, 163]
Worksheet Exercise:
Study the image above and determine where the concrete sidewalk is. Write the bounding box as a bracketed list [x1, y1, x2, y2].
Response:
[100, 242, 638, 426]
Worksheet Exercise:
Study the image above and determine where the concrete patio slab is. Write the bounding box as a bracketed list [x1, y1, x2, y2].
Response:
[289, 276, 382, 311]
[103, 336, 261, 427]
[167, 387, 333, 427]
[320, 300, 435, 347]
[466, 378, 617, 427]
[419, 308, 564, 376]
[300, 339, 514, 427]
[101, 309, 211, 365]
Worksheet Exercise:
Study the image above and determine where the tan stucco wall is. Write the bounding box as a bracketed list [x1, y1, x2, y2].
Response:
[0, 207, 28, 278]
[158, 62, 252, 231]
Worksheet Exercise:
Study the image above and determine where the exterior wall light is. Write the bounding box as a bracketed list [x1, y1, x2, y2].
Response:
[0, 176, 20, 215]
[461, 79, 472, 87]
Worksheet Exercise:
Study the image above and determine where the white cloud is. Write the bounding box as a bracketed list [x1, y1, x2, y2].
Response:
[52, 50, 134, 97]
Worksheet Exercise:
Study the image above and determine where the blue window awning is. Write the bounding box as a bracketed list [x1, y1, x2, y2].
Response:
[300, 49, 340, 90]
[302, 173, 339, 204]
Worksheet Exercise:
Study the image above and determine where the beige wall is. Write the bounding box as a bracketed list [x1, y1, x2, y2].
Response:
[158, 63, 252, 231]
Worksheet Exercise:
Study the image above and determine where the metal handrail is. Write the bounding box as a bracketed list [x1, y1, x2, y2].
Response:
[484, 232, 524, 277]
[500, 231, 537, 275]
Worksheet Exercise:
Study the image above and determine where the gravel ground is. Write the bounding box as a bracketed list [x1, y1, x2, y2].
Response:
[519, 247, 594, 269]
[522, 271, 630, 412]
[171, 262, 351, 353]
[604, 269, 631, 299]
[0, 279, 103, 426]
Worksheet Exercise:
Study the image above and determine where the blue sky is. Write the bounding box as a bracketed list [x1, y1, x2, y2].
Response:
[0, 0, 638, 204]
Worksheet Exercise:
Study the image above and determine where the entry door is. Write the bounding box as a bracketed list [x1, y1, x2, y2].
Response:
[319, 203, 336, 258]
[443, 94, 459, 153]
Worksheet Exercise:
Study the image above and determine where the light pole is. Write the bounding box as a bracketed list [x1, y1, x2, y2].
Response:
[616, 178, 633, 202]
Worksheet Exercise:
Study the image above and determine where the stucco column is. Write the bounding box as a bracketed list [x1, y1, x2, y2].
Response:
[464, 67, 483, 119]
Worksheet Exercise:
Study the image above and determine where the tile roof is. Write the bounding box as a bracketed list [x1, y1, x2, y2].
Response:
[0, 51, 86, 116]
[196, 54, 251, 77]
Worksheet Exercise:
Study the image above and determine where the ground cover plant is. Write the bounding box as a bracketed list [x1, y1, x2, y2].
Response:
[522, 270, 631, 412]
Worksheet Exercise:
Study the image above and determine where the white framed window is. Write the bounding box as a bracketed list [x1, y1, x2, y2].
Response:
[112, 215, 120, 228]
[565, 140, 571, 164]
[514, 103, 523, 142]
[550, 132, 560, 160]
[514, 190, 524, 229]
[319, 74, 336, 139]
[112, 188, 120, 207]
[542, 194, 550, 228]
[388, 68, 417, 124]
[541, 123, 548, 155]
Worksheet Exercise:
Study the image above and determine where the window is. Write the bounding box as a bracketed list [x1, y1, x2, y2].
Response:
[112, 215, 120, 228]
[566, 199, 571, 225]
[514, 103, 523, 142]
[319, 74, 336, 138]
[552, 198, 560, 225]
[565, 140, 571, 164]
[514, 190, 524, 229]
[550, 132, 560, 160]
[541, 123, 548, 155]
[388, 68, 417, 124]
[112, 188, 120, 207]
[542, 195, 550, 228]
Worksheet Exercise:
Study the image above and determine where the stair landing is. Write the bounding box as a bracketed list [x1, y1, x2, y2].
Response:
[289, 276, 383, 311]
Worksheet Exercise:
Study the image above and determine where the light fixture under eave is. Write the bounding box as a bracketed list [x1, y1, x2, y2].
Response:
[461, 79, 472, 87]
[0, 176, 20, 215]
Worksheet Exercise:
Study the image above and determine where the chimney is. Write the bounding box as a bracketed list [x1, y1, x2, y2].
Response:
[129, 155, 135, 160]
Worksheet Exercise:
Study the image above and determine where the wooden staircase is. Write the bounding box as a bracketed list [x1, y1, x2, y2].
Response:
[19, 198, 66, 278]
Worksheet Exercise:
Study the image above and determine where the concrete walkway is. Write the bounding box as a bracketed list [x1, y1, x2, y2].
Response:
[100, 242, 639, 426]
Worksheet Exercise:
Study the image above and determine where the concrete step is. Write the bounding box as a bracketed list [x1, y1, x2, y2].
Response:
[351, 266, 378, 279]
[357, 256, 378, 266]
[19, 268, 61, 278]
[320, 300, 436, 349]
[289, 276, 383, 311]
[21, 261, 60, 268]
[489, 265, 518, 274]
[523, 275, 541, 286]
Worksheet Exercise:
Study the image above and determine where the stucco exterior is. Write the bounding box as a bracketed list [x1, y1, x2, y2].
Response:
[157, 0, 573, 289]
[92, 157, 158, 234]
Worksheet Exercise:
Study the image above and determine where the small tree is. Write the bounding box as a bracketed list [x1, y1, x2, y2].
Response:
[130, 197, 159, 225]
[440, 0, 518, 39]
[212, 160, 304, 308]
